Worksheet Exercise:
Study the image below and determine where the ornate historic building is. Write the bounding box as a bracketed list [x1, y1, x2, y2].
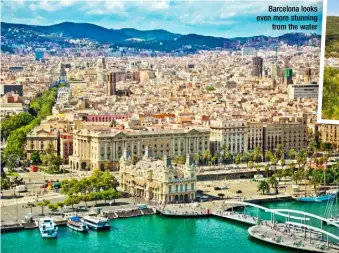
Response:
[119, 148, 197, 204]
[69, 128, 210, 171]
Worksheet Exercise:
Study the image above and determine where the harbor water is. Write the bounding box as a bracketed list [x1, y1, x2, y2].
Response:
[2, 201, 338, 253]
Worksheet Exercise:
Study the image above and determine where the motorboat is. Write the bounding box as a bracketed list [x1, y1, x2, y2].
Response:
[296, 193, 336, 202]
[81, 215, 110, 231]
[67, 216, 89, 232]
[39, 217, 58, 238]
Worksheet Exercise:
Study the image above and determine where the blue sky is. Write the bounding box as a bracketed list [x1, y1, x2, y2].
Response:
[1, 0, 323, 38]
[328, 0, 339, 16]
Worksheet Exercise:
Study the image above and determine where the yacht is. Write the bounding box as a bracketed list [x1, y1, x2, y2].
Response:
[39, 217, 58, 238]
[82, 215, 110, 231]
[67, 216, 89, 232]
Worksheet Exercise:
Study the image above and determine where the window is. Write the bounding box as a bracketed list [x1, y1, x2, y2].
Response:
[169, 185, 172, 193]
[180, 184, 183, 192]
[175, 185, 178, 192]
[185, 184, 188, 192]
[191, 183, 194, 191]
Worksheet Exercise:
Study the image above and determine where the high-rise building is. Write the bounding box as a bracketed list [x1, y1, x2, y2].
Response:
[304, 68, 312, 83]
[59, 65, 67, 83]
[252, 57, 263, 78]
[283, 67, 293, 85]
[35, 50, 44, 61]
[105, 72, 117, 96]
[105, 71, 126, 96]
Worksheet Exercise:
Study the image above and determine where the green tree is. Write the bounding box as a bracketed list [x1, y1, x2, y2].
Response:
[264, 164, 270, 178]
[268, 176, 279, 194]
[4, 153, 20, 172]
[235, 154, 241, 168]
[30, 151, 41, 164]
[1, 177, 10, 190]
[292, 170, 303, 185]
[257, 180, 270, 195]
[288, 149, 295, 160]
[48, 203, 59, 213]
[37, 200, 50, 215]
[194, 152, 201, 166]
[202, 150, 211, 165]
[25, 202, 36, 213]
[64, 196, 80, 210]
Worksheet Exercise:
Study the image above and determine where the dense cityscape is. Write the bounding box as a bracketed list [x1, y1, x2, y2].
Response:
[1, 1, 338, 252]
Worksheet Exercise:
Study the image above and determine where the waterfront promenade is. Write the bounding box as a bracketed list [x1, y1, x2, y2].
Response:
[249, 225, 338, 253]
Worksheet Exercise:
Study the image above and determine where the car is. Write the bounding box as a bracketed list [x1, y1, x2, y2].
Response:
[236, 190, 242, 194]
[221, 186, 228, 190]
[214, 187, 221, 191]
[197, 190, 204, 194]
[200, 196, 209, 202]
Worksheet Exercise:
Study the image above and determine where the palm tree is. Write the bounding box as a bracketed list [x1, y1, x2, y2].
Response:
[253, 147, 262, 164]
[202, 150, 211, 165]
[280, 157, 285, 170]
[235, 154, 241, 168]
[211, 155, 218, 166]
[194, 152, 201, 166]
[265, 151, 273, 163]
[248, 161, 254, 170]
[257, 180, 270, 195]
[268, 176, 279, 194]
[224, 150, 232, 164]
[270, 154, 278, 173]
[288, 149, 295, 160]
[275, 144, 284, 160]
[292, 170, 303, 186]
[281, 169, 290, 191]
[264, 164, 270, 178]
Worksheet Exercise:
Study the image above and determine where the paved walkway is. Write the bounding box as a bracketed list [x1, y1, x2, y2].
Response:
[249, 225, 338, 253]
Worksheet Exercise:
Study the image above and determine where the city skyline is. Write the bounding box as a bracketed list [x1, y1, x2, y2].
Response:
[1, 0, 323, 38]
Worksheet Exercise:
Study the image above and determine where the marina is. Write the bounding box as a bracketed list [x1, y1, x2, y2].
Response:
[1, 200, 338, 253]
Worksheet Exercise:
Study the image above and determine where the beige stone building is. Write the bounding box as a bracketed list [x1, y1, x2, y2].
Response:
[26, 128, 59, 160]
[247, 122, 263, 151]
[210, 119, 248, 154]
[119, 149, 197, 204]
[69, 128, 210, 171]
[319, 124, 339, 149]
[264, 122, 307, 152]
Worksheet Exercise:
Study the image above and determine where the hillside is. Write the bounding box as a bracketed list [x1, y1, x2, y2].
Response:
[1, 21, 321, 52]
[325, 16, 339, 57]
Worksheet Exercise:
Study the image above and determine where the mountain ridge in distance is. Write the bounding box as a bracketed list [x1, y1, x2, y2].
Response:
[1, 21, 321, 52]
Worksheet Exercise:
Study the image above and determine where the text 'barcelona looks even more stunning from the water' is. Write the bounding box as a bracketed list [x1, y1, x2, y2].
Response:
[0, 1, 338, 253]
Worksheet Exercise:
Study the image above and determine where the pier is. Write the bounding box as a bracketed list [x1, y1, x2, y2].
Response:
[212, 201, 339, 253]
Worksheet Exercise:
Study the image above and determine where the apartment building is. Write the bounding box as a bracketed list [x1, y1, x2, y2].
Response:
[210, 120, 248, 155]
[319, 124, 339, 149]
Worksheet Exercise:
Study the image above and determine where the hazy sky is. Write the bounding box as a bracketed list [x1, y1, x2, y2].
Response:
[1, 0, 323, 38]
[328, 0, 339, 16]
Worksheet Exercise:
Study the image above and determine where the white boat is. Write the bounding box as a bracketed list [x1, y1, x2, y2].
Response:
[82, 215, 110, 231]
[67, 216, 89, 232]
[39, 217, 58, 238]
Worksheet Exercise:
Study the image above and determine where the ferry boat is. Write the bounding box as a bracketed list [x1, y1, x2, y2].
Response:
[81, 215, 110, 231]
[296, 193, 336, 202]
[39, 217, 58, 238]
[67, 216, 89, 232]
